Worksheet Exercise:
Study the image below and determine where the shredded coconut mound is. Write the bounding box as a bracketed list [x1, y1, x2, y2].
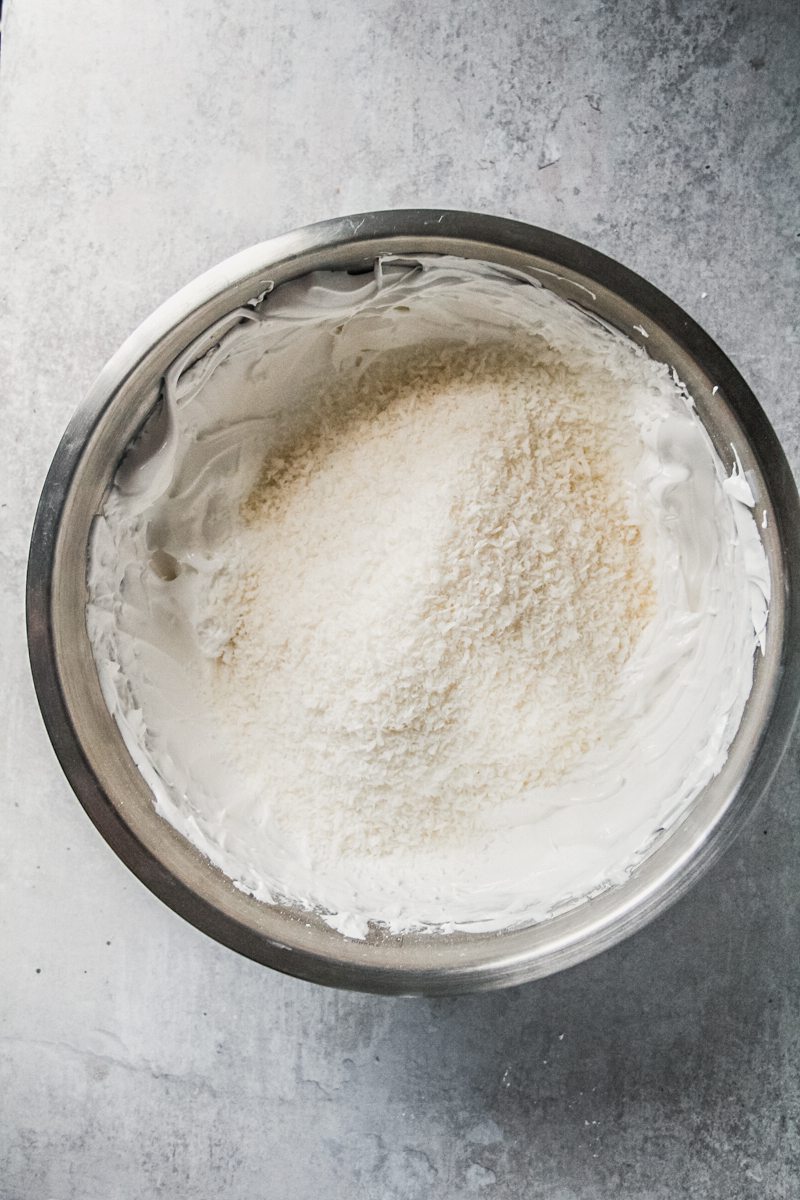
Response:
[205, 341, 655, 865]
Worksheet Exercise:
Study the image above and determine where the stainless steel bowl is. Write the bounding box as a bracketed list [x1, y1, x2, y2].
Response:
[26, 210, 800, 995]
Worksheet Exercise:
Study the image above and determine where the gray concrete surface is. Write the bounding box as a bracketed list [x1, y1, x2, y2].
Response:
[1, 1, 799, 1196]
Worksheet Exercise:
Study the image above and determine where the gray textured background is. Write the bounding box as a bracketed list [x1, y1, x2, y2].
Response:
[1, 2, 799, 1197]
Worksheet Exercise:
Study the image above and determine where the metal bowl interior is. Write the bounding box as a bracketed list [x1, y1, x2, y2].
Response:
[26, 210, 800, 994]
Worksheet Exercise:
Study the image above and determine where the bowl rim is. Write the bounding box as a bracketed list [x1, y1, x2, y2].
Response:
[26, 209, 800, 994]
